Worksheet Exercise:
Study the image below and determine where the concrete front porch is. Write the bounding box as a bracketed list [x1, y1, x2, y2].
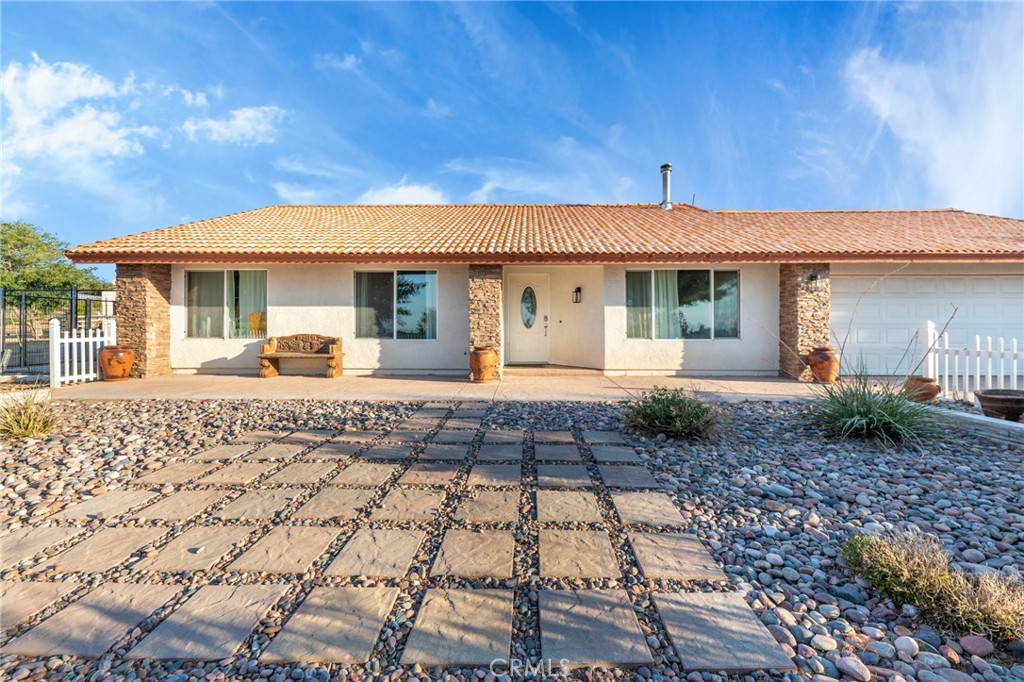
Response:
[50, 373, 816, 402]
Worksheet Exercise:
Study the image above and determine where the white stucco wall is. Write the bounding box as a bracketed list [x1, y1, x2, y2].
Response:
[169, 264, 470, 374]
[602, 264, 781, 375]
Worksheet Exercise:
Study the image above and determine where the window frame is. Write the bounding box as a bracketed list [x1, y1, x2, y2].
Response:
[184, 268, 268, 340]
[354, 269, 439, 341]
[625, 268, 741, 341]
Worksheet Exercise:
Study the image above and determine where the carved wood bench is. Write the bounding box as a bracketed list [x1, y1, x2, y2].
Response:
[257, 334, 342, 378]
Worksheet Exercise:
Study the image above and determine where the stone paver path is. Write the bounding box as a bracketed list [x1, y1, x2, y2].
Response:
[2, 416, 792, 674]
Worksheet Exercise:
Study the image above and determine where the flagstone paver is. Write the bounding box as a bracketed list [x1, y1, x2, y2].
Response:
[199, 461, 272, 485]
[216, 488, 304, 520]
[535, 444, 582, 461]
[476, 444, 522, 461]
[0, 581, 79, 627]
[431, 530, 515, 578]
[598, 465, 660, 489]
[611, 492, 686, 526]
[396, 419, 439, 430]
[0, 526, 84, 570]
[128, 584, 288, 660]
[537, 491, 604, 523]
[280, 430, 335, 444]
[235, 429, 285, 443]
[419, 443, 471, 460]
[228, 526, 340, 574]
[482, 431, 522, 445]
[133, 463, 219, 485]
[52, 489, 159, 520]
[535, 430, 574, 444]
[362, 444, 415, 460]
[539, 530, 620, 578]
[293, 488, 375, 520]
[45, 527, 167, 573]
[333, 431, 383, 443]
[325, 528, 424, 577]
[537, 464, 592, 488]
[398, 463, 460, 487]
[445, 417, 482, 430]
[432, 430, 476, 444]
[189, 444, 253, 460]
[655, 592, 794, 672]
[582, 430, 628, 445]
[262, 587, 400, 663]
[2, 583, 180, 658]
[384, 430, 429, 443]
[466, 464, 520, 487]
[590, 446, 642, 463]
[265, 462, 337, 485]
[629, 533, 727, 580]
[400, 589, 513, 666]
[131, 489, 230, 521]
[371, 489, 445, 521]
[135, 525, 256, 572]
[330, 463, 397, 487]
[454, 490, 521, 523]
[539, 590, 653, 668]
[309, 442, 363, 458]
[244, 443, 304, 460]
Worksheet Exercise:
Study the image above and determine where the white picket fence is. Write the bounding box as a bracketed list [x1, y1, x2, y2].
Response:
[923, 320, 1023, 401]
[49, 318, 117, 389]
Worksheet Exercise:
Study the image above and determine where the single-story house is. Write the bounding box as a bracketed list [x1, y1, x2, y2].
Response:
[66, 168, 1024, 380]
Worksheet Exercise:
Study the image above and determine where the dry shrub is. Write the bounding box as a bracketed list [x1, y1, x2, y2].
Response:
[0, 387, 58, 440]
[843, 530, 1024, 640]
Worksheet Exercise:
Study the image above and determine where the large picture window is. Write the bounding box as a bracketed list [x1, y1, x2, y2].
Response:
[186, 270, 267, 339]
[625, 270, 739, 340]
[355, 270, 437, 340]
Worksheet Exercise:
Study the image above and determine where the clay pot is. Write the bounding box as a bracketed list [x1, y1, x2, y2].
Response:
[903, 376, 941, 402]
[469, 347, 498, 383]
[975, 389, 1024, 422]
[99, 345, 135, 381]
[806, 346, 840, 384]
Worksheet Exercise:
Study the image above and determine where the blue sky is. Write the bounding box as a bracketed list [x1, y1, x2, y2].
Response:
[2, 1, 1022, 281]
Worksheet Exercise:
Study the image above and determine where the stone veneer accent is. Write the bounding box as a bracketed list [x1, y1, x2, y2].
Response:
[778, 263, 831, 381]
[468, 265, 503, 376]
[115, 264, 172, 378]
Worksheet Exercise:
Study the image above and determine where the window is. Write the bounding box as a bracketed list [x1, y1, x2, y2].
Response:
[355, 270, 437, 340]
[625, 270, 739, 340]
[186, 270, 267, 339]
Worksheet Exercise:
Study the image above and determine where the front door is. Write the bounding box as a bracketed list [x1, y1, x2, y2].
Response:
[507, 274, 549, 363]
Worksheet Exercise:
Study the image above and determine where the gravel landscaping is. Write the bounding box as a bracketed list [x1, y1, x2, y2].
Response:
[2, 398, 1023, 682]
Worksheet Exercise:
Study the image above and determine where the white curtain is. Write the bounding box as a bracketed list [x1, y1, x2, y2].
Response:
[187, 272, 224, 338]
[228, 271, 267, 338]
[654, 271, 680, 339]
[625, 271, 652, 339]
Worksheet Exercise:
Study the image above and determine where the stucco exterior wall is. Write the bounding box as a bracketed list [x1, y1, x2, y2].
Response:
[602, 264, 780, 375]
[169, 264, 470, 374]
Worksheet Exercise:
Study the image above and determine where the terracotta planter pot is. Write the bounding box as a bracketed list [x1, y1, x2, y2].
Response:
[469, 347, 498, 383]
[903, 376, 941, 402]
[975, 389, 1024, 422]
[806, 346, 840, 384]
[99, 345, 135, 381]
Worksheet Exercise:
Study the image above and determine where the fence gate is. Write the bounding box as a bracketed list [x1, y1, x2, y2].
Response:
[0, 288, 115, 373]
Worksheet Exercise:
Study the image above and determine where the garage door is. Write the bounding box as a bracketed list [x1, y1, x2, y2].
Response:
[830, 274, 1024, 374]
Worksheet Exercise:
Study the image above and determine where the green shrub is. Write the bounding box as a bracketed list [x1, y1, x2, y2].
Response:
[843, 531, 1024, 640]
[805, 372, 939, 448]
[0, 387, 58, 440]
[626, 388, 716, 441]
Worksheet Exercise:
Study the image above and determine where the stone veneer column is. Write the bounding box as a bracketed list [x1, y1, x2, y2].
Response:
[468, 264, 503, 377]
[778, 263, 831, 381]
[115, 264, 172, 378]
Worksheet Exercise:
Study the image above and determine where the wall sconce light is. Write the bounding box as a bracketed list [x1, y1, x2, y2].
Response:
[572, 287, 582, 304]
[805, 272, 825, 292]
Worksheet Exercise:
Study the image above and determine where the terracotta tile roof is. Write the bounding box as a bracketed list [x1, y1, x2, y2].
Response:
[66, 204, 1024, 264]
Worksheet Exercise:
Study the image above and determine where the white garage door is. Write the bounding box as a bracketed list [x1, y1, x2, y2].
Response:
[831, 274, 1024, 374]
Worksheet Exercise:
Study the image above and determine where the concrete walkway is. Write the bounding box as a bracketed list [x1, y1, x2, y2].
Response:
[52, 373, 815, 402]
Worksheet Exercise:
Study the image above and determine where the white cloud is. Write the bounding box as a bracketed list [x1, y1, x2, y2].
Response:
[356, 178, 449, 204]
[424, 98, 452, 119]
[272, 182, 339, 205]
[182, 106, 286, 145]
[844, 6, 1023, 216]
[163, 85, 209, 107]
[314, 53, 361, 73]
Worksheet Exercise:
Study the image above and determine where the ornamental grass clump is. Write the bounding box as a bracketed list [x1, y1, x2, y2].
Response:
[843, 531, 1024, 640]
[805, 371, 939, 449]
[0, 387, 58, 440]
[626, 387, 716, 441]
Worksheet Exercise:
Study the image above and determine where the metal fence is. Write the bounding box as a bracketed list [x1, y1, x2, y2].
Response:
[0, 288, 115, 373]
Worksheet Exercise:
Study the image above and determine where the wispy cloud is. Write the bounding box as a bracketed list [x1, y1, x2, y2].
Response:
[424, 98, 451, 119]
[163, 84, 209, 108]
[314, 53, 361, 73]
[272, 182, 339, 205]
[182, 105, 286, 145]
[356, 178, 449, 204]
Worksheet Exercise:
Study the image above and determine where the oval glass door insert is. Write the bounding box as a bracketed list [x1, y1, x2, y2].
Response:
[520, 287, 537, 328]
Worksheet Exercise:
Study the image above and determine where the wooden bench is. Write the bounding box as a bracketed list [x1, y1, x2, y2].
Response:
[258, 334, 342, 378]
